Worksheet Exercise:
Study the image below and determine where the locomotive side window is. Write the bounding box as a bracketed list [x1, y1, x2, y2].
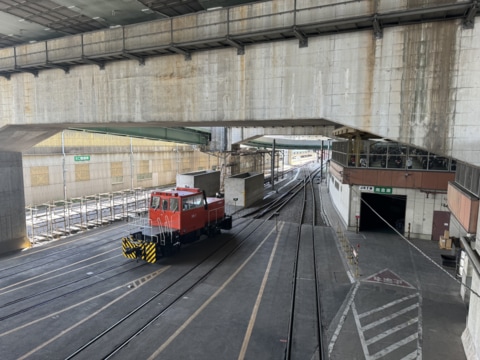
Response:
[182, 194, 204, 210]
[170, 198, 178, 211]
[151, 196, 160, 209]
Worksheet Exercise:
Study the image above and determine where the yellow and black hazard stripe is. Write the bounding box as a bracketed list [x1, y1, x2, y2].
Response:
[122, 236, 138, 260]
[122, 236, 157, 264]
[142, 242, 157, 263]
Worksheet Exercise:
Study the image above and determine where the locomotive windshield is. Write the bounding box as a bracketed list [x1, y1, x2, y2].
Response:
[151, 196, 160, 209]
[151, 195, 175, 211]
[170, 198, 179, 211]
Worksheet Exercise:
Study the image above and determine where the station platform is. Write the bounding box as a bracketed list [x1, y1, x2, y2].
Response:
[317, 180, 468, 360]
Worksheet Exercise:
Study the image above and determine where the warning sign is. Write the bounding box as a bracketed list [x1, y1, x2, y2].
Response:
[364, 269, 415, 289]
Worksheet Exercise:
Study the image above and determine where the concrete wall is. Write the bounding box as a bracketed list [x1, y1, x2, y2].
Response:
[0, 152, 30, 252]
[22, 131, 271, 206]
[224, 172, 264, 207]
[329, 175, 447, 239]
[328, 175, 350, 228]
[462, 270, 480, 360]
[23, 131, 219, 205]
[176, 170, 221, 196]
[2, 13, 480, 166]
[353, 186, 446, 240]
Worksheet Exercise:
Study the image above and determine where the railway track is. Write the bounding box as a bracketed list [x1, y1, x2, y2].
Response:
[0, 261, 145, 322]
[0, 164, 329, 360]
[65, 166, 325, 359]
[242, 165, 327, 359]
[0, 222, 132, 277]
[64, 214, 282, 359]
[283, 168, 325, 360]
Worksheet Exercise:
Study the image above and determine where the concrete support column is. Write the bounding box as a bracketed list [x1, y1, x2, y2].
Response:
[209, 127, 228, 152]
[0, 151, 29, 254]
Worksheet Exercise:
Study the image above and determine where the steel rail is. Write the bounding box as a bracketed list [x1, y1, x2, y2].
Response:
[284, 166, 325, 359]
[64, 215, 269, 359]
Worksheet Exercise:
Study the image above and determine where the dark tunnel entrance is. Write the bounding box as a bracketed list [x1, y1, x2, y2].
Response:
[359, 193, 407, 232]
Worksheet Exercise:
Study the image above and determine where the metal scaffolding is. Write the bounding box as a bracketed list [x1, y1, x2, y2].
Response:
[26, 188, 150, 246]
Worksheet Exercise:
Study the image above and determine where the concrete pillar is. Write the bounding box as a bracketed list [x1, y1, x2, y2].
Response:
[0, 151, 30, 254]
[209, 127, 228, 152]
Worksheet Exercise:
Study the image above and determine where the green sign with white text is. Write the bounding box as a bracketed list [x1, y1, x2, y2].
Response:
[74, 155, 90, 162]
[374, 186, 393, 194]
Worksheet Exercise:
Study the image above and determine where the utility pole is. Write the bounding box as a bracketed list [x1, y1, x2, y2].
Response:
[271, 139, 276, 191]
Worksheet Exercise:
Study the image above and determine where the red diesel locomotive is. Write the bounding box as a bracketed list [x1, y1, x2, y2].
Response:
[122, 187, 232, 263]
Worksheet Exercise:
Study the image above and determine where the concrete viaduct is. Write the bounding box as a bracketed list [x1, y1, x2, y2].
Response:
[1, 0, 480, 253]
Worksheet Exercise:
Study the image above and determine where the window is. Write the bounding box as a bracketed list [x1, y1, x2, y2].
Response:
[170, 198, 179, 211]
[111, 162, 123, 184]
[137, 160, 152, 181]
[162, 199, 168, 210]
[75, 164, 90, 181]
[151, 196, 160, 209]
[31, 166, 49, 186]
[182, 194, 204, 210]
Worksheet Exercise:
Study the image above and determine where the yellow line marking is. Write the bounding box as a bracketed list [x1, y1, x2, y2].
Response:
[147, 223, 283, 360]
[238, 223, 284, 360]
[0, 250, 118, 295]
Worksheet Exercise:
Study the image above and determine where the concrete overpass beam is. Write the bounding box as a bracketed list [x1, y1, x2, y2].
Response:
[463, 1, 478, 29]
[229, 126, 336, 146]
[230, 128, 263, 145]
[0, 151, 30, 254]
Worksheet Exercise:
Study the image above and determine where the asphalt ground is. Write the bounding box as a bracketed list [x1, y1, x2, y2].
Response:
[318, 180, 468, 360]
[0, 167, 468, 360]
[0, 215, 319, 359]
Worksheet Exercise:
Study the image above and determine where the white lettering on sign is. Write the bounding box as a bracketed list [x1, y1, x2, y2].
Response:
[359, 186, 374, 192]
